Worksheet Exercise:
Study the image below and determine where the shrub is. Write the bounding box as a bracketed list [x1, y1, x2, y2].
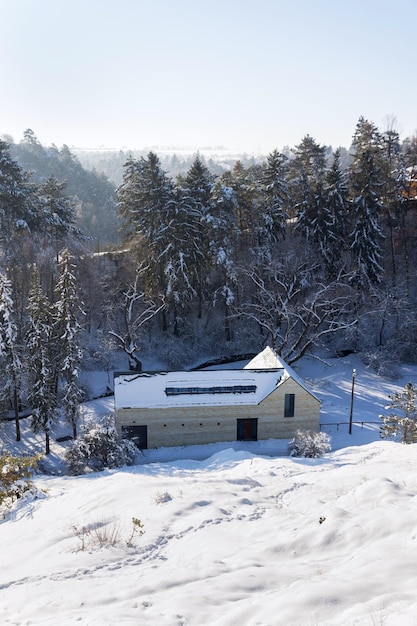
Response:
[289, 429, 332, 458]
[72, 516, 144, 551]
[0, 452, 41, 507]
[65, 414, 137, 474]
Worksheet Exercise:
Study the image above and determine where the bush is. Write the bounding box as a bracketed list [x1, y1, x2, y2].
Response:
[0, 452, 41, 507]
[65, 414, 137, 475]
[289, 429, 332, 458]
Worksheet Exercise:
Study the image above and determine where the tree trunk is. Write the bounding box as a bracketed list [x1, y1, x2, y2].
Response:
[13, 385, 20, 442]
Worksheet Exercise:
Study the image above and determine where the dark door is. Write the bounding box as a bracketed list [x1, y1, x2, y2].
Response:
[122, 425, 148, 449]
[237, 418, 258, 441]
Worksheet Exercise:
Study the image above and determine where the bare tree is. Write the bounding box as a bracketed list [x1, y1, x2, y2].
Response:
[109, 264, 165, 370]
[234, 257, 357, 364]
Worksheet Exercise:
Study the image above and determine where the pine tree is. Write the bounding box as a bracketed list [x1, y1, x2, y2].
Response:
[227, 161, 257, 252]
[54, 249, 84, 439]
[290, 135, 328, 241]
[380, 382, 417, 444]
[209, 180, 240, 340]
[0, 272, 22, 441]
[117, 151, 176, 249]
[320, 149, 350, 276]
[26, 269, 57, 454]
[116, 157, 145, 244]
[161, 187, 201, 333]
[37, 175, 79, 245]
[0, 140, 37, 255]
[348, 117, 385, 289]
[256, 149, 289, 259]
[179, 156, 216, 319]
[117, 152, 178, 330]
[380, 126, 408, 283]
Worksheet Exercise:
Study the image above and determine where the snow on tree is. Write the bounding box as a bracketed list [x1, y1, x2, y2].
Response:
[235, 255, 357, 364]
[0, 271, 22, 441]
[380, 124, 408, 284]
[209, 180, 240, 340]
[225, 161, 258, 254]
[65, 415, 137, 475]
[321, 149, 350, 277]
[290, 135, 328, 242]
[26, 269, 57, 454]
[255, 149, 289, 260]
[37, 175, 80, 245]
[289, 429, 331, 458]
[179, 156, 217, 319]
[380, 382, 417, 444]
[117, 151, 176, 250]
[348, 117, 385, 290]
[54, 248, 84, 439]
[0, 139, 37, 255]
[109, 263, 165, 370]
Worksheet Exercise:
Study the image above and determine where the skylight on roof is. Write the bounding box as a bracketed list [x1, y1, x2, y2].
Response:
[165, 385, 257, 396]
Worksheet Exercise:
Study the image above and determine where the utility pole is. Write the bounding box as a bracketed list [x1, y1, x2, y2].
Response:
[349, 368, 356, 435]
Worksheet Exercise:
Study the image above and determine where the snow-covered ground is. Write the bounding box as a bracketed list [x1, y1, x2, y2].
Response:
[1, 354, 417, 625]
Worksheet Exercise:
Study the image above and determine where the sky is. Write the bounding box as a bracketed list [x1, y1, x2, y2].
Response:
[1, 0, 416, 155]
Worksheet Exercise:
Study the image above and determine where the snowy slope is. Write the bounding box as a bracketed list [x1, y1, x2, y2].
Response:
[1, 354, 417, 625]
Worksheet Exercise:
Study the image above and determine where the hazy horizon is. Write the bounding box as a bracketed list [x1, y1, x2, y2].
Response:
[1, 0, 416, 154]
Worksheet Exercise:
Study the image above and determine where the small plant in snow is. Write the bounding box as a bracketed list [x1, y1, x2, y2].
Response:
[65, 414, 137, 474]
[72, 517, 144, 551]
[153, 490, 172, 505]
[126, 517, 145, 547]
[289, 429, 332, 458]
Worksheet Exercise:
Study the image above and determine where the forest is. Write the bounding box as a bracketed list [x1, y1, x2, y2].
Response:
[1, 116, 417, 449]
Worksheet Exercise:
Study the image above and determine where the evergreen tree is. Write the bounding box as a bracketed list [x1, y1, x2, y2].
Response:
[116, 156, 144, 244]
[37, 175, 80, 245]
[227, 161, 258, 252]
[179, 156, 216, 318]
[26, 269, 57, 454]
[349, 117, 385, 289]
[54, 249, 84, 439]
[380, 382, 417, 444]
[256, 149, 289, 259]
[161, 187, 201, 333]
[290, 135, 328, 241]
[380, 126, 408, 283]
[118, 153, 183, 331]
[0, 272, 22, 441]
[210, 180, 240, 340]
[320, 149, 350, 276]
[118, 151, 175, 250]
[0, 140, 37, 255]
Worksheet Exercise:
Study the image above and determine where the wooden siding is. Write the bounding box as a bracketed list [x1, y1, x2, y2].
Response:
[115, 377, 320, 448]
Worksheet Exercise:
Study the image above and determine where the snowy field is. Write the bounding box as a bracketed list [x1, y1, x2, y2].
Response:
[1, 354, 417, 625]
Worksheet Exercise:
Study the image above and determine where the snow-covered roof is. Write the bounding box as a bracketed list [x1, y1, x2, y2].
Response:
[114, 346, 318, 410]
[245, 346, 320, 401]
[114, 368, 283, 409]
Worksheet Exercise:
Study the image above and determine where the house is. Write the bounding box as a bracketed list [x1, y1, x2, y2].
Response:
[114, 346, 320, 449]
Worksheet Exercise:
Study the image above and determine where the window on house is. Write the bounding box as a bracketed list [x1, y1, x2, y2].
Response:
[284, 393, 295, 417]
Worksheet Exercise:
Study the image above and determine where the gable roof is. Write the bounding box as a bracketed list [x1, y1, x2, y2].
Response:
[114, 346, 319, 409]
[245, 346, 320, 401]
